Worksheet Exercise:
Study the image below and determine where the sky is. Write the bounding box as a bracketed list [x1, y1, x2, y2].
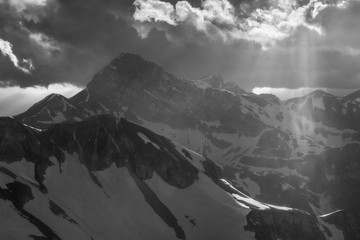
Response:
[1, 0, 360, 115]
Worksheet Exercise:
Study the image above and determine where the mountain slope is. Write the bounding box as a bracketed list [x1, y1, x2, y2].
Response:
[0, 115, 329, 240]
[11, 52, 360, 239]
[70, 53, 345, 161]
[14, 94, 85, 128]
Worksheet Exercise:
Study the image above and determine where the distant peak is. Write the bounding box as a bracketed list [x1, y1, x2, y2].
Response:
[344, 89, 360, 99]
[108, 52, 159, 73]
[308, 89, 334, 98]
[112, 52, 150, 66]
[116, 52, 144, 61]
[198, 74, 226, 89]
[199, 74, 225, 82]
[26, 93, 69, 111]
[40, 93, 67, 102]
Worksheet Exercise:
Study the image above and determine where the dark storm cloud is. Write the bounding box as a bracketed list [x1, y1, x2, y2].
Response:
[132, 0, 360, 90]
[0, 0, 360, 93]
[0, 0, 144, 87]
[0, 0, 259, 88]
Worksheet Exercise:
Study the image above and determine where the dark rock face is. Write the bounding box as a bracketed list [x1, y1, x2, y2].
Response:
[253, 129, 292, 158]
[44, 115, 199, 188]
[0, 117, 59, 190]
[0, 117, 40, 163]
[1, 181, 34, 208]
[321, 210, 360, 240]
[45, 115, 125, 171]
[245, 208, 325, 240]
[1, 114, 200, 189]
[322, 144, 360, 228]
[120, 118, 199, 188]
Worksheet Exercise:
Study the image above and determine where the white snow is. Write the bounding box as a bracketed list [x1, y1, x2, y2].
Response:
[219, 179, 269, 210]
[137, 132, 160, 150]
[43, 152, 177, 240]
[266, 204, 294, 211]
[312, 96, 325, 110]
[146, 173, 255, 240]
[319, 209, 344, 218]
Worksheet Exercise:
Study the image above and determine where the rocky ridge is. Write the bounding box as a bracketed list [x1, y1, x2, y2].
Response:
[10, 52, 360, 239]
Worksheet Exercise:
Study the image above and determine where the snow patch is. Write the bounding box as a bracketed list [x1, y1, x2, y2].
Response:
[137, 132, 160, 150]
[312, 96, 325, 110]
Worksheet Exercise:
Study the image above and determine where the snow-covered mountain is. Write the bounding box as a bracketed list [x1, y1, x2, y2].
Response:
[195, 74, 248, 96]
[0, 115, 330, 240]
[15, 93, 85, 128]
[285, 89, 360, 130]
[4, 52, 360, 239]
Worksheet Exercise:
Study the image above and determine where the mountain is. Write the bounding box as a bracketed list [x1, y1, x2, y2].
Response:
[14, 93, 85, 128]
[0, 115, 328, 240]
[4, 52, 360, 239]
[285, 89, 360, 130]
[196, 74, 248, 96]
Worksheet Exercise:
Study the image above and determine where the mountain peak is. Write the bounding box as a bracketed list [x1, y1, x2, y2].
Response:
[343, 89, 360, 101]
[14, 93, 84, 128]
[109, 52, 157, 71]
[197, 74, 247, 95]
[26, 93, 68, 111]
[115, 52, 145, 61]
[198, 74, 225, 88]
[43, 93, 67, 101]
[308, 89, 334, 98]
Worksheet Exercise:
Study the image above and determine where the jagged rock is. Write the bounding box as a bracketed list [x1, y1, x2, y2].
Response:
[245, 208, 325, 240]
[321, 210, 360, 240]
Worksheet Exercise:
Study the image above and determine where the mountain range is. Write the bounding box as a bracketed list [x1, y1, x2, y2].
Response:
[1, 52, 360, 240]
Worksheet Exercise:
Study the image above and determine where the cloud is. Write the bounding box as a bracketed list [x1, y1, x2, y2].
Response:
[0, 38, 34, 73]
[1, 0, 47, 11]
[0, 0, 360, 93]
[0, 0, 143, 87]
[29, 32, 60, 52]
[134, 0, 176, 25]
[0, 83, 82, 116]
[252, 87, 355, 100]
[312, 1, 360, 53]
[132, 0, 340, 48]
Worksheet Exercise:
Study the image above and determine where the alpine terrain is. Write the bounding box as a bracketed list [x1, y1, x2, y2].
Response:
[1, 53, 360, 240]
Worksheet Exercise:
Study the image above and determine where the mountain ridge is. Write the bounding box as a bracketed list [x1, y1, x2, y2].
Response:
[0, 114, 332, 240]
[5, 52, 360, 240]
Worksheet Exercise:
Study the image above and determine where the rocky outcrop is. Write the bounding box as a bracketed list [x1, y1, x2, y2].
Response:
[0, 117, 60, 190]
[321, 210, 360, 240]
[1, 114, 200, 189]
[0, 114, 336, 239]
[245, 208, 325, 240]
[6, 114, 200, 189]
